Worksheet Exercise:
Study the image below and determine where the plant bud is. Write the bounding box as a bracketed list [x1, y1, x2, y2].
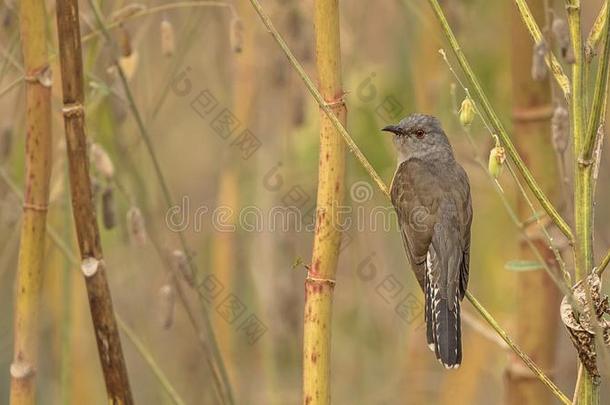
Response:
[90, 143, 114, 179]
[552, 19, 574, 63]
[488, 145, 506, 179]
[102, 186, 116, 230]
[459, 97, 476, 128]
[127, 206, 147, 246]
[158, 283, 175, 330]
[171, 249, 193, 286]
[230, 17, 244, 53]
[160, 19, 175, 57]
[551, 106, 570, 154]
[531, 40, 548, 81]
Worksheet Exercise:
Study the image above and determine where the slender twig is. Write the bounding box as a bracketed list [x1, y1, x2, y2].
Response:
[81, 1, 236, 43]
[582, 1, 610, 162]
[426, 0, 574, 243]
[10, 0, 53, 402]
[247, 1, 571, 403]
[586, 1, 608, 60]
[513, 0, 571, 100]
[466, 292, 570, 405]
[595, 249, 610, 276]
[116, 318, 187, 405]
[55, 0, 133, 402]
[86, 1, 234, 403]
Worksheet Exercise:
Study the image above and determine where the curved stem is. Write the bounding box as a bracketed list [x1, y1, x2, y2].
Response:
[513, 0, 571, 101]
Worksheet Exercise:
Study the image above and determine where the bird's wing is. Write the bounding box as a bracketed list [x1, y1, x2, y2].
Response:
[390, 158, 441, 291]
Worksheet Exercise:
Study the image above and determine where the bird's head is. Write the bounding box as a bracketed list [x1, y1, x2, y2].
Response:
[382, 113, 452, 162]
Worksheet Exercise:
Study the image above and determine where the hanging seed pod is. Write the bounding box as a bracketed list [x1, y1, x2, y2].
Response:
[102, 186, 116, 229]
[90, 143, 114, 179]
[551, 106, 570, 154]
[552, 18, 574, 63]
[531, 40, 548, 81]
[229, 16, 244, 53]
[117, 24, 132, 57]
[160, 19, 175, 57]
[171, 249, 194, 286]
[127, 206, 147, 246]
[118, 52, 139, 80]
[459, 97, 476, 128]
[158, 283, 175, 330]
[488, 145, 506, 179]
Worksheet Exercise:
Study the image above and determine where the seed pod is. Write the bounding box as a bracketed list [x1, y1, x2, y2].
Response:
[117, 24, 132, 57]
[127, 206, 147, 246]
[531, 40, 548, 81]
[459, 97, 476, 128]
[488, 145, 506, 179]
[551, 106, 570, 154]
[102, 186, 116, 229]
[171, 249, 193, 286]
[118, 52, 139, 81]
[552, 18, 574, 63]
[160, 19, 175, 57]
[229, 17, 244, 53]
[158, 283, 175, 330]
[90, 143, 114, 179]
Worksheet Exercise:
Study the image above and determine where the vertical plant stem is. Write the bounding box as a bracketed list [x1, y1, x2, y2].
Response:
[10, 0, 52, 403]
[582, 1, 610, 162]
[506, 2, 561, 404]
[566, 1, 599, 403]
[302, 1, 346, 404]
[55, 0, 133, 403]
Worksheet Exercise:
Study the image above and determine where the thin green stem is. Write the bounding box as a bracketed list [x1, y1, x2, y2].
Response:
[582, 1, 610, 162]
[466, 292, 571, 405]
[247, 1, 571, 403]
[427, 0, 574, 244]
[513, 0, 571, 100]
[596, 248, 610, 275]
[117, 318, 187, 405]
[586, 1, 608, 60]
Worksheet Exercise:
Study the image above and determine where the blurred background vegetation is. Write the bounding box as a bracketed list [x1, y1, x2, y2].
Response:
[0, 0, 609, 403]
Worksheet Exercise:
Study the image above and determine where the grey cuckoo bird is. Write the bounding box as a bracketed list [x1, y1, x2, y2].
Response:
[383, 113, 472, 369]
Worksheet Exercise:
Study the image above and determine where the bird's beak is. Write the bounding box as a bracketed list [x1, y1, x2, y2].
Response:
[381, 125, 400, 135]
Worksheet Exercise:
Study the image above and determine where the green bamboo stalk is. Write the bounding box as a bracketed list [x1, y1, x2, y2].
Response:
[513, 0, 571, 100]
[566, 1, 600, 403]
[54, 0, 133, 402]
[302, 1, 347, 404]
[10, 0, 53, 402]
[247, 1, 570, 403]
[426, 0, 573, 243]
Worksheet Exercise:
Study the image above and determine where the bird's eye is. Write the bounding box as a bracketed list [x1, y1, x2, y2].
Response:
[415, 129, 425, 138]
